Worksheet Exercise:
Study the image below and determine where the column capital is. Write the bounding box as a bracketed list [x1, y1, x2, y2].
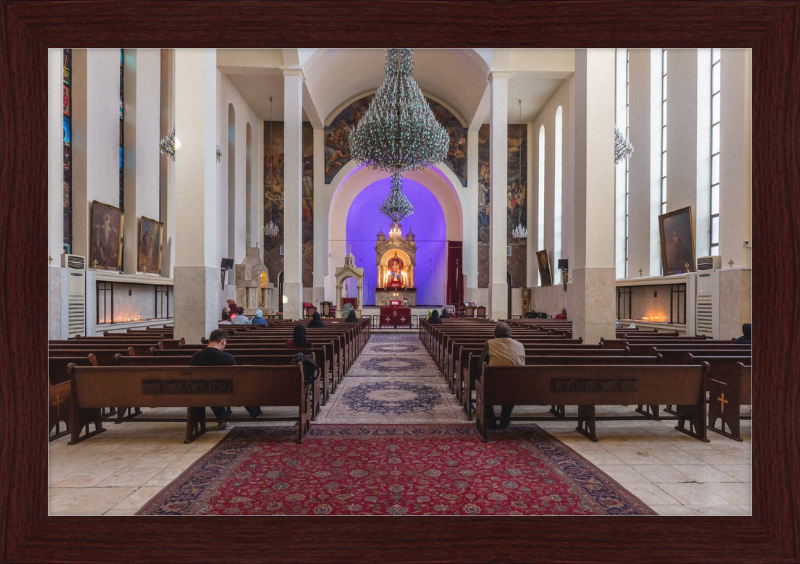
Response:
[488, 71, 511, 82]
[281, 67, 306, 81]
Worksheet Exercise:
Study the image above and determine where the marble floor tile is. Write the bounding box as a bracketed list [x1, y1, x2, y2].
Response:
[712, 464, 752, 482]
[701, 482, 752, 505]
[49, 486, 137, 516]
[96, 466, 168, 488]
[632, 464, 691, 484]
[52, 468, 119, 488]
[686, 504, 751, 516]
[109, 486, 164, 511]
[655, 483, 731, 506]
[671, 464, 740, 483]
[619, 483, 680, 506]
[649, 504, 698, 516]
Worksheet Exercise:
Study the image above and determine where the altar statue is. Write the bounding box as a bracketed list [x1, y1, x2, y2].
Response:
[387, 253, 405, 287]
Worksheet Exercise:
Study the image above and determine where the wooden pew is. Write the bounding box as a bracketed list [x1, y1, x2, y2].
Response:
[115, 353, 325, 420]
[686, 354, 752, 442]
[49, 354, 98, 441]
[475, 363, 710, 442]
[67, 364, 311, 444]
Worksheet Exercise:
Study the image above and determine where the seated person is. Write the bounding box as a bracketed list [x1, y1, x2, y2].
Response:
[227, 299, 237, 320]
[440, 308, 450, 319]
[428, 310, 442, 324]
[286, 325, 312, 349]
[219, 312, 232, 325]
[345, 310, 358, 323]
[188, 329, 261, 427]
[250, 309, 268, 326]
[340, 303, 354, 320]
[308, 312, 325, 328]
[231, 306, 250, 325]
[733, 323, 751, 344]
[480, 322, 525, 429]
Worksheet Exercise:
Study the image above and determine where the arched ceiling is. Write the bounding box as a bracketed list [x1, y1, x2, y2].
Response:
[217, 48, 574, 128]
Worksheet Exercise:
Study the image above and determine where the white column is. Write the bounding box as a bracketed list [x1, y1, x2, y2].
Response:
[666, 49, 711, 259]
[48, 49, 65, 338]
[525, 122, 535, 287]
[173, 48, 218, 343]
[488, 72, 509, 320]
[463, 129, 480, 301]
[719, 48, 752, 268]
[573, 49, 617, 344]
[312, 127, 327, 306]
[71, 49, 121, 261]
[159, 49, 176, 278]
[283, 69, 304, 319]
[626, 49, 663, 277]
[122, 49, 161, 274]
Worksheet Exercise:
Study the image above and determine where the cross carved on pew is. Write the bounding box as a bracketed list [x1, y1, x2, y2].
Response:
[48, 255, 53, 265]
[728, 259, 734, 267]
[54, 391, 68, 418]
[717, 392, 728, 413]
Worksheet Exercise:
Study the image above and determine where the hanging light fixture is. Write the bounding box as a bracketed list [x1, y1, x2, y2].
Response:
[512, 99, 528, 239]
[350, 49, 449, 224]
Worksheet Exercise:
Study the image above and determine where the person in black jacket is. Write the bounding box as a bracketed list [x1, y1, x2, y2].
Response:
[428, 310, 442, 324]
[345, 310, 358, 323]
[440, 308, 450, 318]
[189, 329, 261, 427]
[733, 323, 751, 344]
[308, 312, 325, 328]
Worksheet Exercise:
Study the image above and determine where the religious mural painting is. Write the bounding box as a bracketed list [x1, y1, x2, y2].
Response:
[138, 216, 163, 274]
[427, 99, 468, 187]
[477, 124, 528, 288]
[90, 201, 124, 271]
[263, 121, 314, 287]
[324, 95, 373, 183]
[324, 95, 468, 187]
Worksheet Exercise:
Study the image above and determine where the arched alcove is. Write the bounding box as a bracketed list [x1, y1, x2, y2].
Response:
[345, 177, 447, 305]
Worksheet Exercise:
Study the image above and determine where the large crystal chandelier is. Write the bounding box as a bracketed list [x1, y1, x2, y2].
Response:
[350, 48, 449, 224]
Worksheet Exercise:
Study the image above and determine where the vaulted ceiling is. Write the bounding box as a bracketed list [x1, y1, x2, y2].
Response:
[218, 48, 574, 128]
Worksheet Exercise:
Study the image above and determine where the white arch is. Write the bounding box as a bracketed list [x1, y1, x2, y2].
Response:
[324, 163, 466, 302]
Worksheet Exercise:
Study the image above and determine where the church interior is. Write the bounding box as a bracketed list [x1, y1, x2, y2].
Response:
[47, 48, 752, 517]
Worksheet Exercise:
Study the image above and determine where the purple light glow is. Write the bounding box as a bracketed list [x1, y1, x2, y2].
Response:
[346, 177, 449, 306]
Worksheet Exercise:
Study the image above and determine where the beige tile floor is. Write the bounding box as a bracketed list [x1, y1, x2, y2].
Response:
[48, 335, 751, 516]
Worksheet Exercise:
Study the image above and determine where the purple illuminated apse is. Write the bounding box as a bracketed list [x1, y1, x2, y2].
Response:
[345, 178, 449, 306]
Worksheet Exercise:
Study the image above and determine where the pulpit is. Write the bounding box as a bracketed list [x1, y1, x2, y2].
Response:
[334, 248, 364, 312]
[380, 306, 411, 329]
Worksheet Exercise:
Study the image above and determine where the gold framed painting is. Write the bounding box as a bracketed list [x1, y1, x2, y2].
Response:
[659, 206, 696, 275]
[536, 249, 553, 287]
[89, 201, 123, 271]
[138, 216, 163, 274]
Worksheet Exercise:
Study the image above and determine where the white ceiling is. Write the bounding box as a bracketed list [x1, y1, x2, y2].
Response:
[218, 48, 574, 126]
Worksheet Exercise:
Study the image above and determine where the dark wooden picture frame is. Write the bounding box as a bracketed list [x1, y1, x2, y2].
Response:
[3, 2, 798, 563]
[659, 205, 696, 275]
[89, 200, 123, 271]
[536, 249, 553, 287]
[137, 215, 162, 274]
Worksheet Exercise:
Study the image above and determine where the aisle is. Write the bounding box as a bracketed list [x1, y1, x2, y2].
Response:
[314, 334, 467, 424]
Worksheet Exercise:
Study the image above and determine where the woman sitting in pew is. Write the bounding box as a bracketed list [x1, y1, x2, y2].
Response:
[345, 310, 358, 323]
[308, 312, 325, 328]
[428, 310, 442, 324]
[287, 325, 312, 349]
[251, 310, 268, 326]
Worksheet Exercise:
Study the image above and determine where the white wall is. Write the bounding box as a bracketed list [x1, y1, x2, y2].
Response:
[530, 76, 575, 290]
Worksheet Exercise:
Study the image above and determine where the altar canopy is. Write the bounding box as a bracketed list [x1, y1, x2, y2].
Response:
[375, 223, 417, 306]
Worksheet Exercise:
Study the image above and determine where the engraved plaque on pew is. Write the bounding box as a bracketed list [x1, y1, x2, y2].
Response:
[550, 379, 639, 393]
[142, 379, 234, 395]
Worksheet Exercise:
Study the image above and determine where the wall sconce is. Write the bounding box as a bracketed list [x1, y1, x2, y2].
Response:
[282, 295, 288, 304]
[159, 126, 180, 161]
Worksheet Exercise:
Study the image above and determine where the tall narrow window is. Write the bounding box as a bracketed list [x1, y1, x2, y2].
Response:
[554, 106, 563, 284]
[660, 49, 667, 216]
[63, 49, 72, 254]
[119, 49, 124, 211]
[624, 49, 630, 277]
[537, 125, 545, 285]
[710, 49, 721, 256]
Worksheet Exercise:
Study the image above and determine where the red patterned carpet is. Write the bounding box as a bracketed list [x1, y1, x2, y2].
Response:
[138, 424, 655, 516]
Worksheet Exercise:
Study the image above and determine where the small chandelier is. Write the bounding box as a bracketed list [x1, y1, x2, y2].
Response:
[512, 224, 528, 239]
[379, 170, 415, 224]
[264, 221, 279, 238]
[388, 222, 403, 238]
[159, 126, 178, 161]
[615, 125, 634, 164]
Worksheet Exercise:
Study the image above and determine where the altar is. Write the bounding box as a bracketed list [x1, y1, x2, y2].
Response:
[374, 223, 417, 306]
[379, 306, 411, 328]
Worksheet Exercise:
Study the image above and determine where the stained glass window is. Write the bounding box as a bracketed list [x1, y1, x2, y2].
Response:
[63, 49, 72, 253]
